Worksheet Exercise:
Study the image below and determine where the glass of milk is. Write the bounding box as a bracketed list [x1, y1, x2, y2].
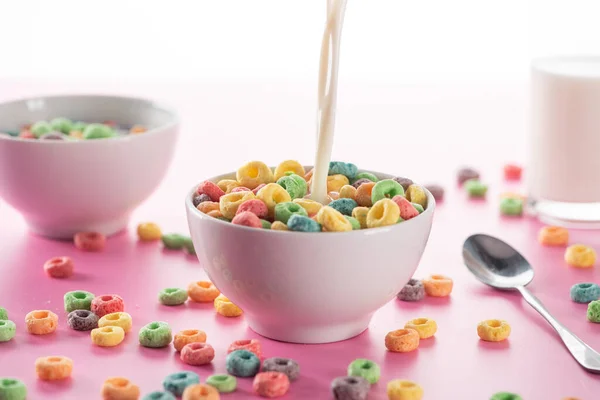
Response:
[528, 56, 600, 228]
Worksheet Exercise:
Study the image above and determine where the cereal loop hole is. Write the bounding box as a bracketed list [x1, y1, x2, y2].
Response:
[101, 295, 113, 301]
[33, 311, 49, 319]
[149, 322, 160, 329]
[73, 292, 87, 299]
[413, 318, 428, 325]
[488, 320, 502, 328]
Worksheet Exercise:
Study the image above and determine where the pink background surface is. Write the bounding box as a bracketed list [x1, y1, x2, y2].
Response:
[1, 81, 600, 399]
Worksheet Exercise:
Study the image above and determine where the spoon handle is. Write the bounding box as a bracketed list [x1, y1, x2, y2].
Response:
[517, 286, 600, 373]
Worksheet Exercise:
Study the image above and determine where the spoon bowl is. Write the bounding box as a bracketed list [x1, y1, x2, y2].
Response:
[463, 233, 534, 289]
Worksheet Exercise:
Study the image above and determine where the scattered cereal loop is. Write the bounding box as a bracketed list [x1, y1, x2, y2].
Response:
[0, 320, 16, 342]
[404, 318, 437, 339]
[188, 281, 220, 303]
[570, 283, 600, 303]
[182, 384, 220, 400]
[206, 374, 237, 393]
[139, 321, 172, 348]
[477, 319, 511, 342]
[385, 329, 420, 353]
[227, 339, 261, 358]
[422, 275, 453, 297]
[173, 329, 207, 352]
[0, 378, 27, 400]
[67, 310, 99, 331]
[91, 295, 125, 318]
[180, 342, 215, 366]
[98, 312, 132, 333]
[226, 350, 260, 377]
[214, 295, 243, 317]
[137, 222, 162, 241]
[253, 372, 290, 398]
[25, 310, 58, 335]
[34, 356, 73, 381]
[331, 376, 370, 400]
[387, 379, 423, 400]
[101, 377, 140, 400]
[158, 288, 188, 306]
[43, 256, 74, 279]
[74, 231, 106, 252]
[262, 358, 300, 382]
[91, 326, 125, 347]
[163, 371, 200, 397]
[565, 244, 596, 268]
[347, 359, 380, 384]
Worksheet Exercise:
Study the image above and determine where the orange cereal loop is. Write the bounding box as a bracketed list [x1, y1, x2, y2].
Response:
[101, 377, 140, 400]
[385, 329, 420, 352]
[214, 294, 243, 317]
[35, 356, 73, 380]
[356, 181, 376, 207]
[404, 318, 437, 339]
[304, 168, 314, 182]
[477, 319, 511, 342]
[217, 179, 241, 193]
[130, 125, 146, 134]
[207, 210, 224, 219]
[538, 226, 569, 246]
[188, 281, 221, 302]
[25, 310, 58, 335]
[422, 274, 453, 297]
[173, 329, 207, 352]
[197, 201, 220, 214]
[182, 383, 220, 400]
[564, 244, 596, 268]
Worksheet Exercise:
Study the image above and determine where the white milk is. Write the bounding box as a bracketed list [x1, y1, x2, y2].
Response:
[528, 56, 600, 226]
[309, 0, 348, 204]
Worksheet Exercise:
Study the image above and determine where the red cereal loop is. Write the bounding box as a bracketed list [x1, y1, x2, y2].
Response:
[227, 339, 262, 358]
[253, 372, 290, 398]
[180, 342, 215, 366]
[231, 186, 252, 193]
[196, 181, 225, 202]
[392, 195, 419, 220]
[252, 184, 266, 195]
[503, 164, 522, 180]
[91, 295, 125, 317]
[236, 199, 268, 219]
[231, 211, 263, 228]
[19, 130, 35, 139]
[74, 232, 106, 252]
[43, 256, 74, 279]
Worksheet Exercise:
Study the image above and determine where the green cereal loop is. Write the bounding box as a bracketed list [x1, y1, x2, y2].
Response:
[490, 392, 522, 400]
[139, 321, 172, 348]
[587, 300, 600, 323]
[347, 358, 380, 384]
[274, 202, 308, 224]
[50, 117, 73, 134]
[30, 121, 52, 138]
[499, 198, 522, 216]
[182, 236, 195, 255]
[344, 216, 360, 230]
[353, 172, 379, 183]
[64, 290, 95, 312]
[465, 179, 488, 197]
[71, 121, 88, 132]
[0, 307, 7, 320]
[371, 179, 404, 203]
[158, 288, 188, 306]
[397, 216, 405, 223]
[83, 123, 116, 139]
[161, 233, 187, 250]
[206, 374, 237, 393]
[277, 174, 307, 199]
[0, 378, 27, 400]
[412, 203, 424, 213]
[0, 320, 16, 342]
[261, 219, 272, 229]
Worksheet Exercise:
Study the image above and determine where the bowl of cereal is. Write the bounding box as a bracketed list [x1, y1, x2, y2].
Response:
[185, 160, 435, 344]
[0, 95, 179, 239]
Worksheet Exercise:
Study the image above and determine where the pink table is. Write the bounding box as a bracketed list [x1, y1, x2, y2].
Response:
[1, 80, 600, 399]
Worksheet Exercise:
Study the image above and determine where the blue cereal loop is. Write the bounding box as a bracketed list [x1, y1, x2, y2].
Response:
[570, 283, 600, 303]
[225, 350, 261, 377]
[329, 161, 358, 180]
[162, 371, 200, 396]
[287, 215, 322, 232]
[329, 198, 358, 216]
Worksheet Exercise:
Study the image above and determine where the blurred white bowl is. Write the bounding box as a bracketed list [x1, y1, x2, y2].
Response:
[185, 169, 435, 344]
[0, 95, 179, 239]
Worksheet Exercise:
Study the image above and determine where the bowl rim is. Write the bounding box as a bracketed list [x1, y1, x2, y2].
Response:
[0, 94, 179, 144]
[185, 168, 436, 237]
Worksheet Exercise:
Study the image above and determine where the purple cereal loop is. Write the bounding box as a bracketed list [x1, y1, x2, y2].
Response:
[67, 309, 99, 331]
[262, 357, 300, 381]
[39, 131, 68, 140]
[392, 177, 413, 191]
[425, 184, 444, 201]
[193, 193, 212, 207]
[351, 179, 372, 189]
[331, 376, 370, 400]
[457, 167, 480, 185]
[397, 278, 425, 302]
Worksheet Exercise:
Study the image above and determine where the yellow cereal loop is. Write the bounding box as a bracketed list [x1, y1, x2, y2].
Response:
[352, 206, 369, 229]
[293, 198, 323, 216]
[387, 379, 424, 400]
[236, 161, 275, 189]
[477, 319, 511, 342]
[404, 318, 437, 339]
[219, 191, 256, 220]
[327, 174, 350, 193]
[367, 199, 400, 228]
[256, 183, 292, 219]
[274, 160, 306, 180]
[98, 312, 133, 333]
[91, 326, 125, 347]
[214, 294, 243, 317]
[271, 221, 289, 231]
[405, 185, 427, 208]
[316, 206, 353, 232]
[565, 244, 597, 268]
[339, 185, 357, 200]
[137, 222, 162, 241]
[217, 179, 241, 193]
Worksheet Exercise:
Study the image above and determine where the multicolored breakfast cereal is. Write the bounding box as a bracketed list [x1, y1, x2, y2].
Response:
[4, 118, 148, 141]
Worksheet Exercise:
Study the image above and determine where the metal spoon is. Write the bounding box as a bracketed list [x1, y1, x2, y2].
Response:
[463, 233, 600, 373]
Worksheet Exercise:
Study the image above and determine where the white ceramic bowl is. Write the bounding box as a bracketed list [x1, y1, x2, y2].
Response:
[186, 170, 435, 344]
[0, 95, 179, 239]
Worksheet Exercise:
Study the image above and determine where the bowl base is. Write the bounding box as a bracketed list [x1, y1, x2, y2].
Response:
[246, 314, 373, 344]
[26, 214, 130, 240]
